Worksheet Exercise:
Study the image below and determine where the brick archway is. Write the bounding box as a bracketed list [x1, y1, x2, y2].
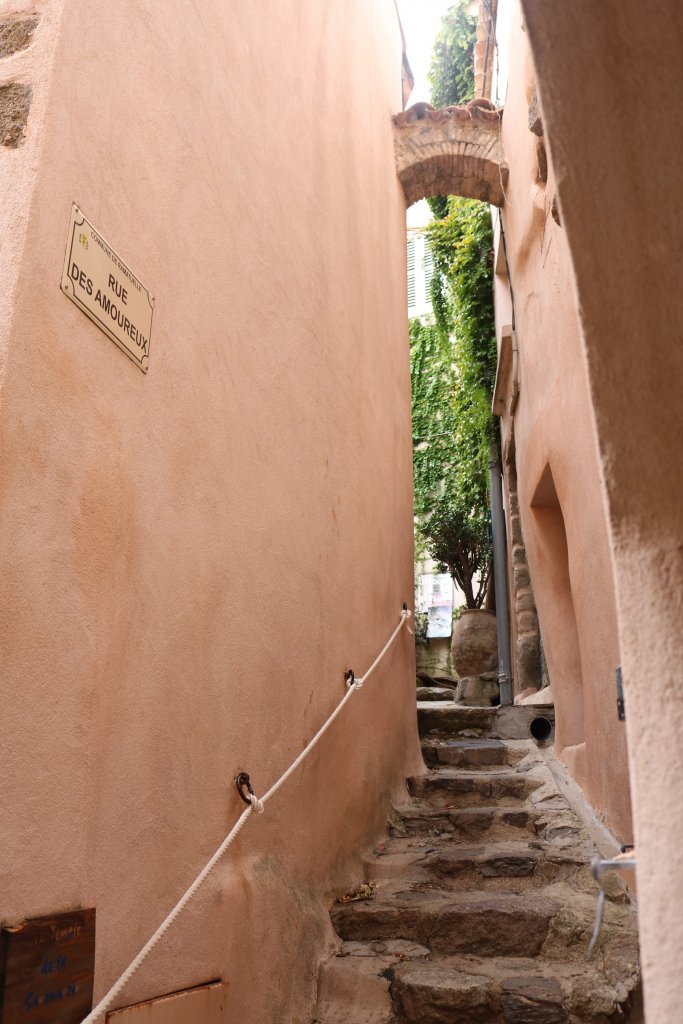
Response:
[393, 103, 508, 207]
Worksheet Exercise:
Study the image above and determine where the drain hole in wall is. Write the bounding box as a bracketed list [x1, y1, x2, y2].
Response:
[529, 716, 553, 743]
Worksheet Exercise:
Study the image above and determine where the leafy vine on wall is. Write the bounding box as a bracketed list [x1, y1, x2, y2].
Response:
[410, 0, 499, 610]
[411, 202, 497, 608]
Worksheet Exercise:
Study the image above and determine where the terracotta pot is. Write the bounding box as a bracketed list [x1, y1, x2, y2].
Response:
[451, 609, 498, 678]
[455, 675, 500, 707]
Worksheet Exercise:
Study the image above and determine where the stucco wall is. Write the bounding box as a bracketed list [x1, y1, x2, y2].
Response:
[0, 2, 422, 1021]
[494, 13, 633, 842]
[515, 3, 683, 1019]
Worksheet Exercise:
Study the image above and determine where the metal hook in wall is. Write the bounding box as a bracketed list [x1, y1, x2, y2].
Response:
[587, 850, 636, 958]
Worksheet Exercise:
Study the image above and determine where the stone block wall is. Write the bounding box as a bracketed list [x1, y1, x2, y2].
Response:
[505, 458, 542, 695]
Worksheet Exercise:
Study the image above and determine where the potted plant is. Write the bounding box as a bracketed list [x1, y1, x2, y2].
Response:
[420, 495, 496, 679]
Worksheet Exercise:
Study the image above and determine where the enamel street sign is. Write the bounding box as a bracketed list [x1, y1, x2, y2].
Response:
[61, 204, 154, 373]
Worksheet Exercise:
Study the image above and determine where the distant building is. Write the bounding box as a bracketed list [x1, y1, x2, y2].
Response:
[406, 200, 434, 318]
[407, 230, 434, 317]
[0, 4, 417, 1022]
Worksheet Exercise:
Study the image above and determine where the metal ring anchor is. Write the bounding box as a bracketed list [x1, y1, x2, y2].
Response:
[235, 771, 256, 806]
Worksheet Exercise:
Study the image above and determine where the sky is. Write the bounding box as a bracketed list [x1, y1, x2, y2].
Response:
[396, 0, 456, 225]
[394, 0, 456, 104]
[396, 0, 455, 225]
[395, 0, 512, 225]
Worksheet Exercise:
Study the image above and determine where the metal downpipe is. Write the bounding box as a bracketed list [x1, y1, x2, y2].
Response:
[489, 457, 513, 705]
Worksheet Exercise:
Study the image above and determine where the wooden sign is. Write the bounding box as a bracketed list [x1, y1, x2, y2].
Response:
[61, 203, 154, 373]
[0, 910, 96, 1024]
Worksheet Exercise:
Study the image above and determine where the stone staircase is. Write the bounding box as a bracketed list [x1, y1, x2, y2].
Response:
[311, 703, 640, 1023]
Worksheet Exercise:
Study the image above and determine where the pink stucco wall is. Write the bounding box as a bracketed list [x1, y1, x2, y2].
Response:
[494, 15, 633, 842]
[0, 2, 422, 1020]
[514, 2, 683, 1017]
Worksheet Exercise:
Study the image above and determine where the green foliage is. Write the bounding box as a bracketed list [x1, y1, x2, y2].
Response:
[425, 1, 477, 223]
[427, 195, 498, 507]
[410, 318, 459, 519]
[421, 498, 491, 609]
[428, 0, 477, 109]
[410, 198, 497, 607]
[426, 195, 450, 221]
[452, 604, 465, 623]
[413, 611, 429, 646]
[427, 196, 497, 397]
[410, 4, 497, 610]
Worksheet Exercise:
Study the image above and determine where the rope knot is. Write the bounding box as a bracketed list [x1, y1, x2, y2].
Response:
[344, 668, 364, 689]
[249, 794, 265, 815]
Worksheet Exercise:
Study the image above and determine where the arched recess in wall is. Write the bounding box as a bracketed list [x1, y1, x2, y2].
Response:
[530, 464, 585, 747]
[393, 104, 508, 207]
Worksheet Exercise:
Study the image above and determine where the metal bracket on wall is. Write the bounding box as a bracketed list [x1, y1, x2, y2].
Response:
[616, 665, 625, 721]
[492, 325, 519, 418]
[498, 672, 513, 706]
[587, 852, 636, 958]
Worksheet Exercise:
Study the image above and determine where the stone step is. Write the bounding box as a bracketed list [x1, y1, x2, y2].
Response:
[428, 843, 599, 895]
[417, 703, 555, 741]
[312, 697, 638, 1024]
[426, 842, 541, 880]
[417, 673, 458, 688]
[406, 768, 540, 808]
[311, 950, 395, 1024]
[416, 686, 456, 702]
[330, 890, 557, 957]
[390, 804, 536, 840]
[386, 953, 640, 1024]
[365, 833, 596, 896]
[421, 737, 527, 768]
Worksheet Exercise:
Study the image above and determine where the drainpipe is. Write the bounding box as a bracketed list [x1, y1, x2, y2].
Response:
[489, 456, 513, 705]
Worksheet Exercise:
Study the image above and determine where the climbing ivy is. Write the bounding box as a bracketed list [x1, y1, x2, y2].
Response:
[410, 4, 498, 609]
[428, 0, 476, 109]
[412, 198, 497, 512]
[410, 197, 497, 607]
[427, 196, 498, 431]
[426, 0, 477, 220]
[410, 318, 459, 519]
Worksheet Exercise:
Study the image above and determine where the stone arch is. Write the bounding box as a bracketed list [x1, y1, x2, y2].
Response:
[393, 103, 508, 206]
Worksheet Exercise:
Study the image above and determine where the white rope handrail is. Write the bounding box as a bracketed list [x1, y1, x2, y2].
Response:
[81, 605, 411, 1023]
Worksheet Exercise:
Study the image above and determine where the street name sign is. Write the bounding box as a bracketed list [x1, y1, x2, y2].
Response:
[61, 204, 154, 373]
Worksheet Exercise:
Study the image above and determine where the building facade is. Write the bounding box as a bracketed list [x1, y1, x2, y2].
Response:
[3, 1, 683, 1020]
[491, 6, 633, 842]
[393, 2, 683, 1016]
[493, 2, 683, 1017]
[0, 2, 421, 1020]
